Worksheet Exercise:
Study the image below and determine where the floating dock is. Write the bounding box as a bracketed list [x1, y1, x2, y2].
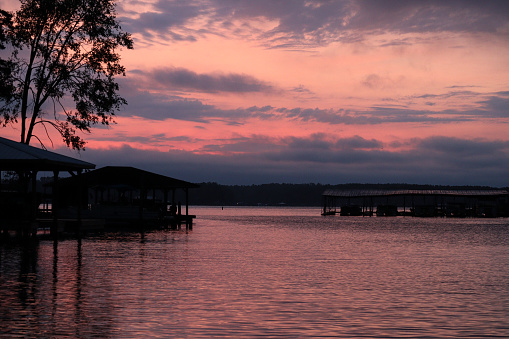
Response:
[322, 189, 509, 217]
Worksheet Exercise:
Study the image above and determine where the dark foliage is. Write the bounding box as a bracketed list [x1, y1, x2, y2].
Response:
[0, 0, 133, 149]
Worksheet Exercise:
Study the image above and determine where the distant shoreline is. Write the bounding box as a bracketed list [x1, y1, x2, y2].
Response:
[189, 182, 507, 207]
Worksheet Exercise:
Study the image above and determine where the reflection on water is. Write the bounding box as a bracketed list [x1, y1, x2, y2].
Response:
[1, 207, 509, 338]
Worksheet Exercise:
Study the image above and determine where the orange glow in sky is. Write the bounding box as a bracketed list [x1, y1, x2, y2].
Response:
[2, 0, 509, 185]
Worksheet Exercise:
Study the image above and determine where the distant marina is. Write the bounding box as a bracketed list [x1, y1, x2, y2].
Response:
[322, 188, 509, 217]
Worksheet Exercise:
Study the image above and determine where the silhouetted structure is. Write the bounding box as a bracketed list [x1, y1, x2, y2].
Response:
[0, 136, 95, 238]
[0, 137, 199, 239]
[322, 189, 509, 217]
[56, 166, 199, 230]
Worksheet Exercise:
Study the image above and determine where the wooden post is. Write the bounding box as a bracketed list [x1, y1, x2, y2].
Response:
[51, 171, 59, 238]
[76, 170, 83, 238]
[0, 170, 3, 238]
[163, 189, 168, 212]
[185, 188, 193, 230]
[185, 188, 189, 216]
[30, 170, 38, 237]
[139, 188, 145, 222]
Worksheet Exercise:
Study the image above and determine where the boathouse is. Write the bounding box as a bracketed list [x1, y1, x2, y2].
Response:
[0, 136, 95, 237]
[322, 188, 509, 217]
[55, 166, 199, 229]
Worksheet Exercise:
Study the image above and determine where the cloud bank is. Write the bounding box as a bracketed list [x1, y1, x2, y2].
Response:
[119, 0, 509, 47]
[72, 134, 509, 186]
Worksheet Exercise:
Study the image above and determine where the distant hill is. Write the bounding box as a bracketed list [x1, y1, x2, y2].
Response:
[188, 182, 501, 206]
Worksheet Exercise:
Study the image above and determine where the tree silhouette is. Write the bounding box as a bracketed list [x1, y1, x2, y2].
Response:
[0, 0, 133, 150]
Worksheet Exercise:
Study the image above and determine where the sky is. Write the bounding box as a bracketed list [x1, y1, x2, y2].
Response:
[2, 0, 509, 186]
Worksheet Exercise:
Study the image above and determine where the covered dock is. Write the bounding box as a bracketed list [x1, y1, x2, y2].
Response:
[0, 136, 200, 238]
[56, 166, 199, 230]
[0, 136, 95, 237]
[322, 188, 509, 217]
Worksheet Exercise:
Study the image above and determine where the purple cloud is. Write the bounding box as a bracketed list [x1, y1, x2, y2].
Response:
[70, 135, 509, 186]
[119, 0, 509, 47]
[149, 67, 275, 93]
[118, 76, 509, 125]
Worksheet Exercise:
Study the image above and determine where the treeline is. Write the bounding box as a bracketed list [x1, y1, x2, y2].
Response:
[189, 183, 328, 206]
[188, 182, 499, 206]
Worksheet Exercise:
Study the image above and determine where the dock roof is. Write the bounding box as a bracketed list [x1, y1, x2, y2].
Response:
[0, 136, 95, 171]
[322, 189, 509, 198]
[71, 166, 199, 190]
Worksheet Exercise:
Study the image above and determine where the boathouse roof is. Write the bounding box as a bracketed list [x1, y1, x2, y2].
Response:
[72, 166, 199, 190]
[0, 136, 95, 171]
[322, 189, 509, 198]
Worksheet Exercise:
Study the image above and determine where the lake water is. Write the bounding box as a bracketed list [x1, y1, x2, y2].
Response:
[1, 206, 509, 338]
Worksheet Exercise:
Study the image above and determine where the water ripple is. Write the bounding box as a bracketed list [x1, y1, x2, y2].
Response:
[1, 208, 509, 337]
